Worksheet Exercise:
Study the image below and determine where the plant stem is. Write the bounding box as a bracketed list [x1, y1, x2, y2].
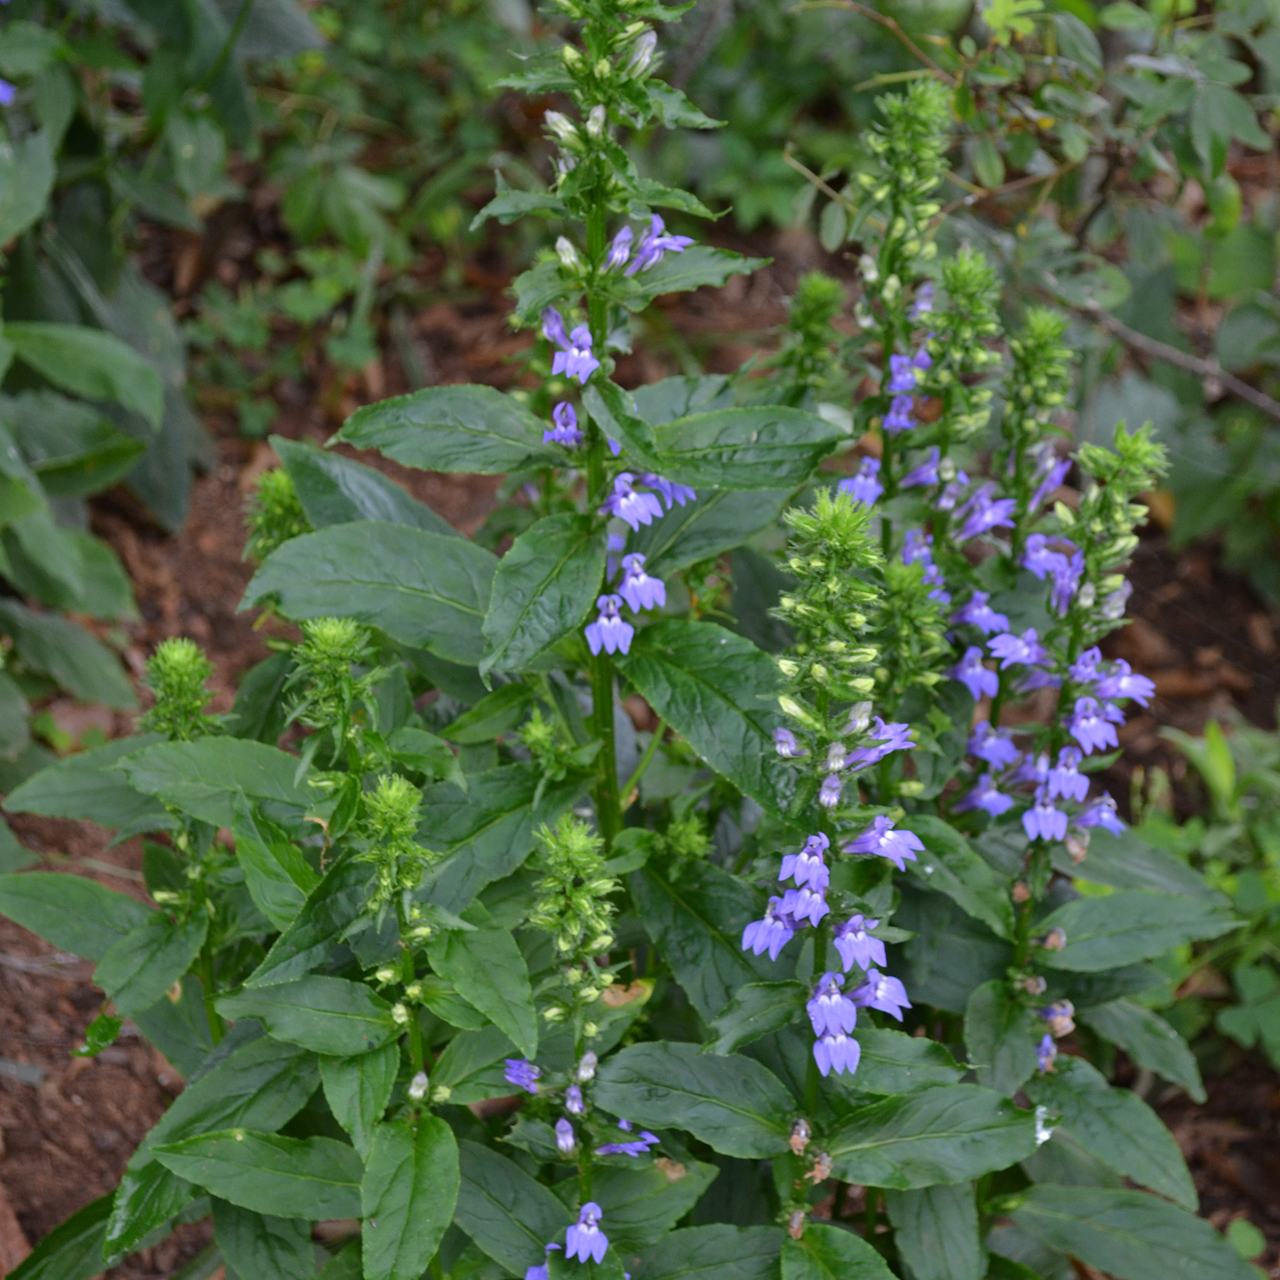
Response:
[199, 940, 224, 1045]
[590, 651, 620, 852]
[622, 719, 667, 807]
[402, 939, 424, 1074]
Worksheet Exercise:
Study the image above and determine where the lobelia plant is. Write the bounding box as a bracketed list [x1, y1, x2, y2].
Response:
[0, 13, 1258, 1280]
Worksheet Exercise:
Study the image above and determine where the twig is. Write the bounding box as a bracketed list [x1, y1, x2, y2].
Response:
[791, 1, 956, 84]
[782, 145, 855, 213]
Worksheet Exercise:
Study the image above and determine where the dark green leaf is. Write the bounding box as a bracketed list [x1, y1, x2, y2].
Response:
[480, 514, 606, 676]
[102, 1162, 192, 1263]
[1076, 1000, 1204, 1101]
[212, 1199, 314, 1280]
[885, 1183, 984, 1280]
[582, 380, 662, 468]
[780, 1222, 895, 1280]
[0, 130, 55, 247]
[1051, 829, 1227, 904]
[320, 1041, 400, 1158]
[433, 1025, 518, 1103]
[592, 1160, 720, 1249]
[74, 1012, 123, 1058]
[631, 489, 791, 577]
[7, 1192, 111, 1280]
[0, 600, 136, 709]
[387, 727, 466, 789]
[963, 980, 1039, 1096]
[627, 247, 766, 306]
[471, 183, 568, 229]
[0, 871, 153, 961]
[228, 653, 294, 744]
[909, 816, 1014, 940]
[645, 81, 723, 129]
[706, 981, 805, 1055]
[217, 975, 397, 1056]
[95, 911, 208, 1017]
[231, 796, 319, 932]
[594, 1042, 794, 1159]
[633, 377, 735, 426]
[362, 1117, 460, 1280]
[847, 1027, 964, 1096]
[630, 1225, 784, 1280]
[442, 685, 534, 745]
[244, 522, 497, 664]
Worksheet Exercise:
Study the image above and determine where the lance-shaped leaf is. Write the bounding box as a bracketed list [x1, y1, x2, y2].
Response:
[629, 488, 792, 577]
[1077, 999, 1204, 1101]
[217, 975, 398, 1056]
[781, 1222, 896, 1280]
[583, 381, 661, 469]
[481, 514, 606, 676]
[362, 1117, 460, 1280]
[94, 911, 208, 1017]
[592, 1160, 720, 1249]
[907, 815, 1014, 940]
[630, 1225, 784, 1280]
[320, 1041, 400, 1158]
[1009, 1185, 1255, 1280]
[845, 1027, 964, 1096]
[1050, 827, 1227, 904]
[963, 980, 1040, 1097]
[706, 980, 806, 1055]
[1036, 890, 1239, 971]
[6, 1192, 112, 1280]
[616, 619, 791, 817]
[335, 384, 563, 473]
[827, 1085, 1036, 1189]
[0, 872, 152, 961]
[231, 796, 319, 932]
[153, 1131, 363, 1220]
[102, 1162, 193, 1263]
[885, 1183, 984, 1280]
[649, 406, 844, 490]
[244, 522, 497, 665]
[212, 1200, 315, 1280]
[433, 1025, 519, 1104]
[1024, 1056, 1197, 1208]
[593, 1042, 794, 1159]
[624, 246, 766, 308]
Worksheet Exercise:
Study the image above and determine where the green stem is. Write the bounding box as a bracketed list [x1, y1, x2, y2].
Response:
[402, 937, 424, 1075]
[622, 719, 667, 807]
[199, 940, 224, 1046]
[590, 651, 620, 852]
[864, 1187, 880, 1242]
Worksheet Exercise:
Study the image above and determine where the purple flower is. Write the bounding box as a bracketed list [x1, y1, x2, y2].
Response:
[839, 457, 883, 506]
[1068, 696, 1123, 755]
[834, 915, 886, 973]
[1023, 533, 1071, 581]
[884, 394, 916, 433]
[606, 225, 634, 271]
[910, 282, 934, 320]
[608, 438, 623, 457]
[1050, 550, 1085, 615]
[742, 896, 797, 960]
[901, 447, 940, 489]
[1077, 793, 1125, 834]
[526, 1244, 562, 1280]
[565, 1084, 585, 1114]
[953, 773, 1013, 816]
[951, 646, 998, 700]
[807, 971, 858, 1037]
[1024, 788, 1067, 842]
[618, 553, 665, 612]
[818, 774, 842, 808]
[556, 1117, 577, 1155]
[1069, 646, 1102, 685]
[969, 721, 1020, 769]
[566, 1203, 608, 1263]
[1011, 751, 1049, 787]
[585, 595, 635, 656]
[556, 325, 602, 383]
[544, 402, 584, 447]
[505, 1059, 541, 1094]
[846, 717, 914, 770]
[625, 215, 695, 275]
[951, 591, 1010, 636]
[1095, 659, 1155, 707]
[936, 478, 969, 511]
[887, 353, 921, 394]
[775, 727, 808, 758]
[1020, 668, 1063, 693]
[902, 529, 934, 566]
[600, 473, 664, 530]
[850, 969, 911, 1021]
[989, 628, 1050, 670]
[956, 486, 1017, 541]
[814, 1031, 861, 1077]
[0, 80, 14, 109]
[642, 473, 697, 510]
[606, 533, 626, 580]
[541, 306, 568, 348]
[597, 1122, 659, 1157]
[780, 834, 830, 891]
[575, 1052, 598, 1083]
[1037, 1033, 1058, 1073]
[1031, 456, 1071, 510]
[780, 885, 830, 928]
[844, 815, 923, 872]
[1047, 746, 1087, 802]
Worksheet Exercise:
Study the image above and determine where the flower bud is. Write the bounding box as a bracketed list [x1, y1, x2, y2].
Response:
[556, 236, 583, 269]
[583, 1021, 599, 1037]
[391, 1003, 410, 1026]
[431, 1085, 453, 1103]
[375, 966, 398, 984]
[576, 1051, 599, 1082]
[562, 44, 582, 66]
[586, 104, 606, 138]
[408, 1071, 429, 1101]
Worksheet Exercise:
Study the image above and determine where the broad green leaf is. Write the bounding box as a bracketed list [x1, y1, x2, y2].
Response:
[217, 975, 397, 1056]
[7, 1192, 111, 1280]
[0, 871, 153, 961]
[651, 407, 843, 490]
[471, 181, 568, 229]
[212, 1199, 314, 1280]
[706, 981, 806, 1055]
[116, 738, 314, 828]
[154, 1131, 363, 1220]
[1009, 1185, 1255, 1280]
[432, 1024, 518, 1103]
[0, 130, 55, 247]
[387, 726, 467, 790]
[244, 522, 497, 664]
[827, 1085, 1037, 1189]
[231, 796, 319, 931]
[6, 321, 164, 428]
[626, 247, 766, 306]
[631, 1225, 784, 1280]
[320, 1041, 400, 1158]
[908, 816, 1014, 940]
[363, 1117, 460, 1280]
[1036, 891, 1239, 971]
[428, 912, 537, 1059]
[1052, 827, 1226, 903]
[630, 488, 792, 577]
[847, 1026, 964, 1096]
[582, 380, 661, 468]
[963, 980, 1039, 1096]
[455, 1140, 573, 1274]
[1024, 1056, 1196, 1209]
[274, 435, 458, 538]
[645, 81, 723, 129]
[885, 1184, 985, 1280]
[336, 384, 563, 474]
[631, 861, 779, 1025]
[480, 514, 606, 676]
[594, 1042, 793, 1159]
[616, 619, 791, 817]
[781, 1222, 895, 1280]
[1075, 1000, 1204, 1100]
[442, 685, 535, 745]
[0, 600, 136, 709]
[102, 1161, 193, 1262]
[592, 1160, 720, 1249]
[633, 376, 735, 426]
[94, 911, 208, 1017]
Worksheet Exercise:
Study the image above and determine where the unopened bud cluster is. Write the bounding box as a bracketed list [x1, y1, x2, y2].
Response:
[139, 638, 219, 742]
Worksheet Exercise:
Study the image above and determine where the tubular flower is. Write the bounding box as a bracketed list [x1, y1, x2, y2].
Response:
[950, 590, 1010, 636]
[566, 1203, 608, 1263]
[969, 721, 1019, 769]
[807, 971, 858, 1037]
[544, 402, 584, 447]
[989, 628, 1050, 670]
[600, 473, 664, 530]
[850, 969, 911, 1020]
[951, 646, 998, 700]
[625, 215, 694, 274]
[504, 1059, 541, 1094]
[814, 1032, 861, 1077]
[833, 915, 886, 973]
[839, 457, 883, 506]
[618, 554, 665, 612]
[742, 897, 797, 960]
[844, 815, 923, 872]
[953, 773, 1013, 816]
[1068, 697, 1123, 754]
[585, 595, 634, 656]
[780, 834, 830, 891]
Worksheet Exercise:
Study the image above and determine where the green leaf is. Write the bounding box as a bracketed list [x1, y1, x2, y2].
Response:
[781, 1222, 895, 1280]
[631, 1225, 784, 1280]
[0, 871, 153, 961]
[1051, 828, 1227, 904]
[244, 522, 497, 665]
[455, 1140, 572, 1273]
[1024, 1056, 1196, 1209]
[433, 1024, 518, 1102]
[616, 619, 791, 817]
[94, 911, 208, 1017]
[1076, 999, 1204, 1101]
[231, 796, 320, 931]
[481, 514, 606, 676]
[320, 1041, 400, 1158]
[592, 1160, 720, 1249]
[5, 321, 164, 428]
[626, 246, 766, 306]
[0, 130, 55, 247]
[651, 407, 843, 490]
[582, 380, 662, 468]
[827, 1085, 1036, 1189]
[217, 975, 397, 1056]
[909, 816, 1015, 940]
[212, 1199, 314, 1280]
[630, 489, 791, 577]
[336, 385, 563, 474]
[387, 727, 467, 790]
[594, 1042, 794, 1159]
[102, 1162, 193, 1263]
[644, 81, 724, 130]
[963, 980, 1039, 1096]
[894, 1188, 987, 1280]
[706, 981, 806, 1055]
[0, 600, 136, 709]
[116, 738, 315, 828]
[1009, 1185, 1255, 1280]
[274, 435, 458, 538]
[846, 1027, 964, 1096]
[74, 1012, 123, 1058]
[1036, 891, 1239, 971]
[471, 181, 569, 229]
[442, 685, 535, 745]
[428, 912, 537, 1059]
[363, 1117, 460, 1280]
[7, 1192, 112, 1280]
[154, 1131, 363, 1220]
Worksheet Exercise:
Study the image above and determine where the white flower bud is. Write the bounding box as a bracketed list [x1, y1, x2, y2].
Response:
[408, 1071, 429, 1101]
[626, 30, 657, 76]
[431, 1085, 452, 1103]
[586, 105, 607, 138]
[556, 236, 583, 269]
[391, 1003, 410, 1025]
[575, 1051, 599, 1082]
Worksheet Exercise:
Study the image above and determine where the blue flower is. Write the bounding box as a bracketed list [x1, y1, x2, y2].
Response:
[887, 350, 928, 393]
[774, 727, 808, 758]
[742, 896, 797, 960]
[505, 1059, 541, 1094]
[1067, 696, 1123, 754]
[953, 773, 1013, 816]
[779, 885, 829, 927]
[566, 1203, 608, 1263]
[597, 1121, 659, 1157]
[0, 80, 14, 108]
[1047, 747, 1087, 802]
[525, 1244, 562, 1280]
[585, 594, 634, 656]
[844, 815, 922, 872]
[556, 1117, 577, 1155]
[883, 393, 916, 433]
[780, 833, 830, 890]
[989, 627, 1050, 669]
[1037, 1033, 1058, 1073]
[575, 1051, 598, 1082]
[565, 1083, 585, 1114]
[833, 914, 886, 973]
[955, 485, 1016, 541]
[850, 968, 911, 1020]
[1030, 453, 1071, 510]
[544, 402, 584, 447]
[845, 717, 914, 769]
[951, 646, 998, 700]
[900, 447, 940, 489]
[969, 720, 1019, 768]
[641, 473, 696, 510]
[600, 473, 664, 530]
[606, 225, 634, 271]
[839, 457, 882, 505]
[1068, 646, 1103, 685]
[542, 307, 600, 383]
[1023, 788, 1067, 842]
[909, 281, 934, 320]
[625, 215, 694, 275]
[813, 1031, 861, 1077]
[808, 971, 858, 1037]
[1095, 659, 1155, 707]
[1077, 794, 1125, 834]
[818, 773, 842, 808]
[618, 553, 665, 612]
